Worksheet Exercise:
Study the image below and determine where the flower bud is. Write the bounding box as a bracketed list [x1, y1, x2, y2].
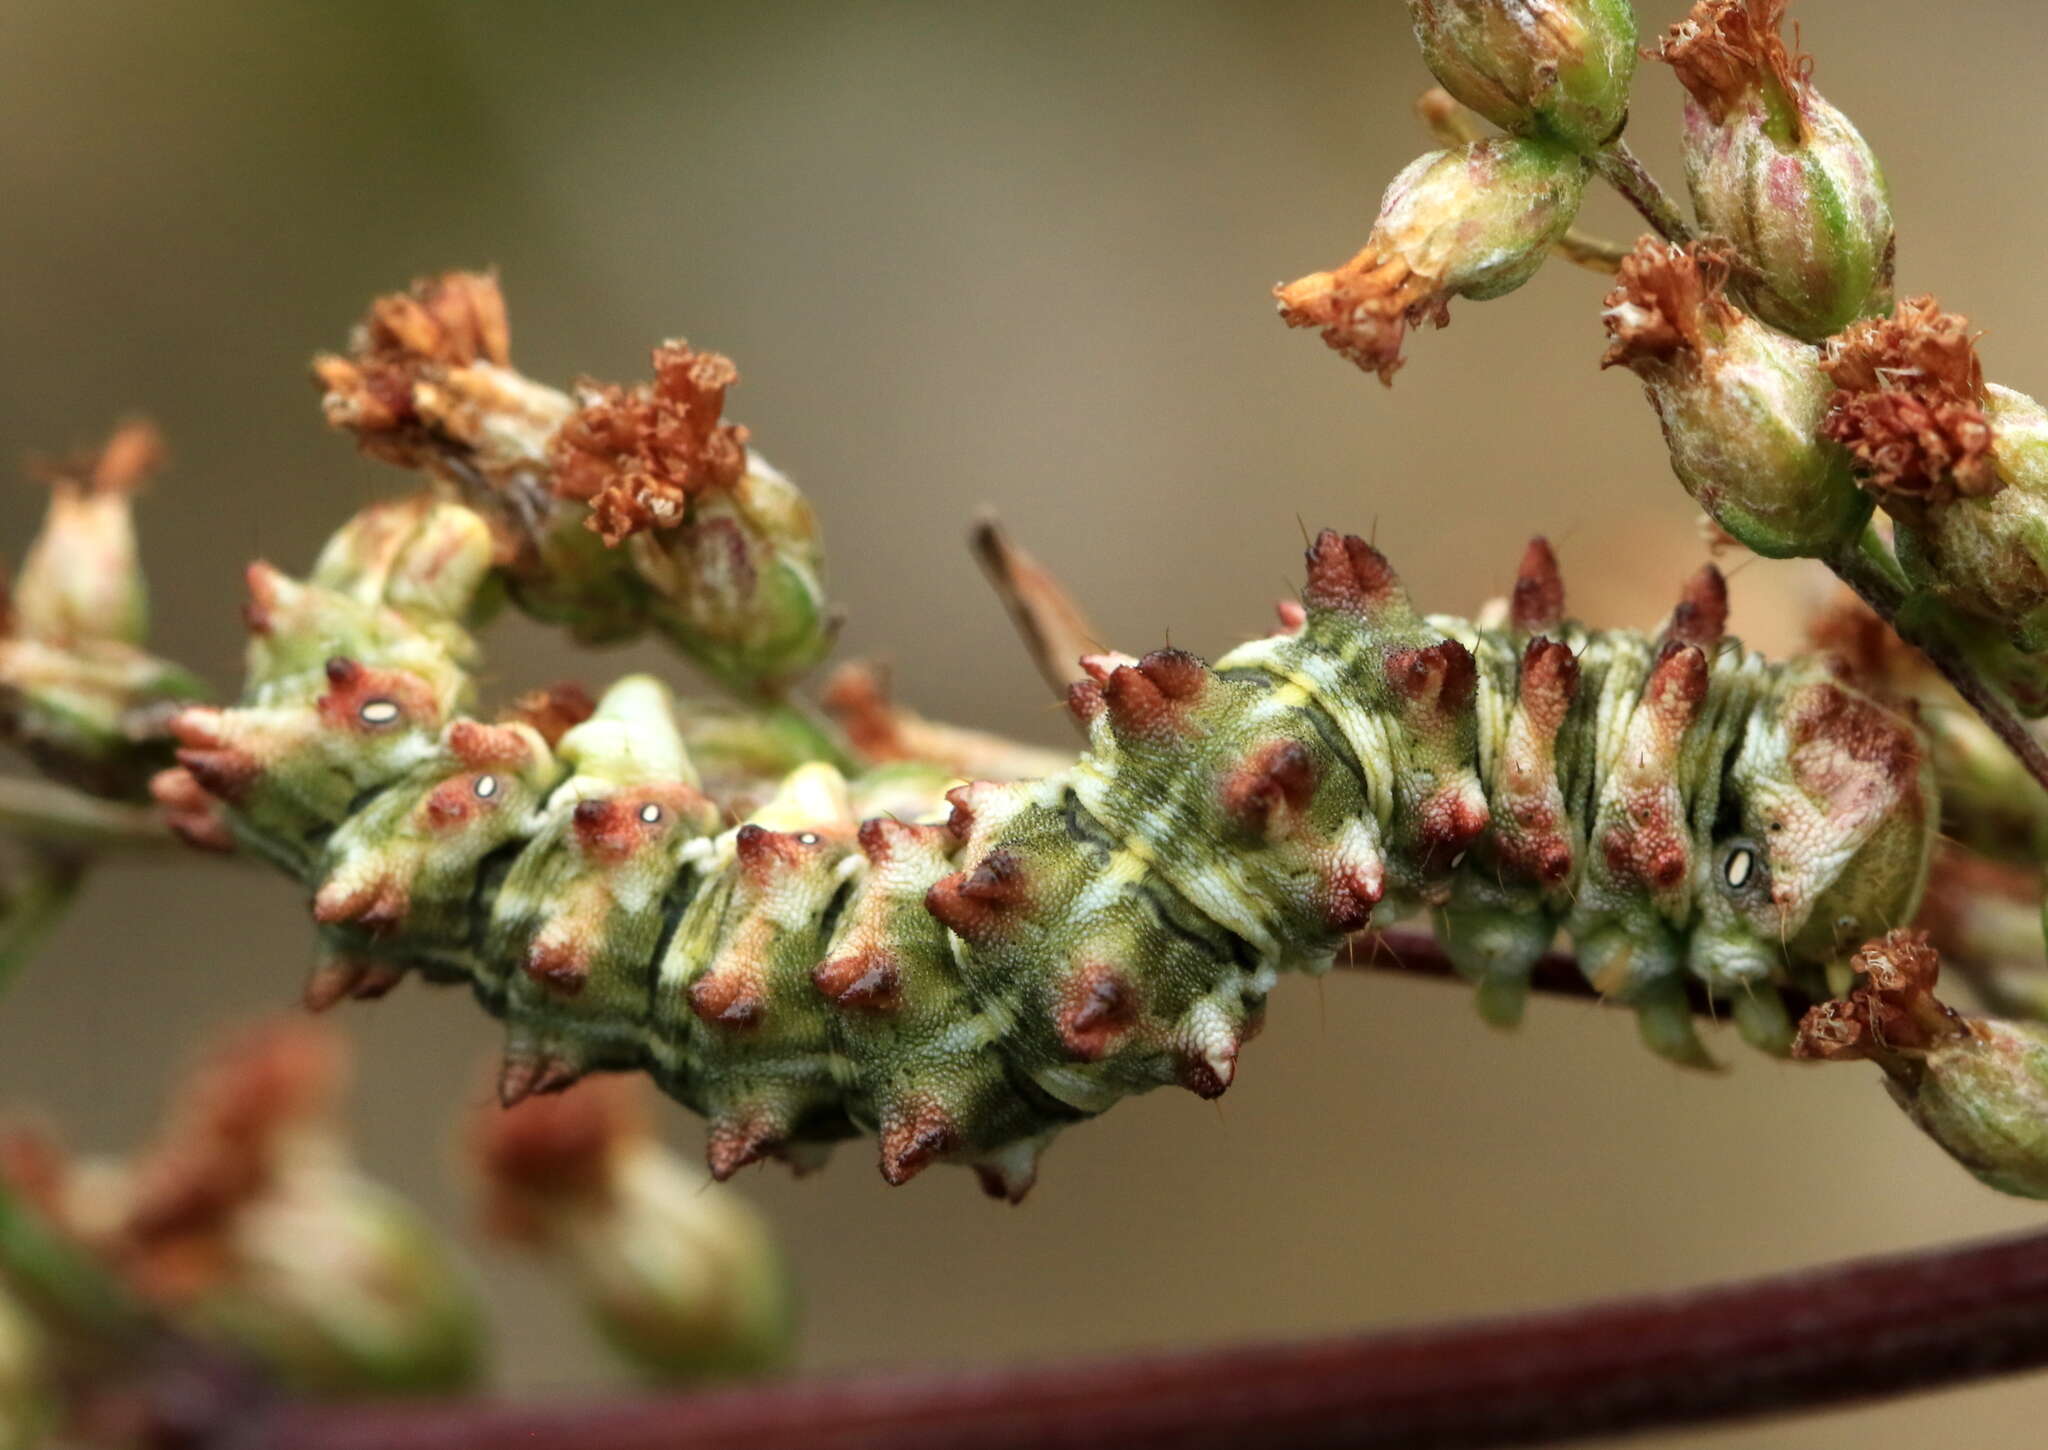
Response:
[1796, 930, 2048, 1199]
[1656, 0, 1893, 341]
[0, 637, 207, 800]
[309, 496, 497, 633]
[1824, 297, 2048, 649]
[474, 1078, 794, 1381]
[1602, 238, 1867, 557]
[5, 1021, 485, 1395]
[1407, 0, 1637, 152]
[13, 421, 162, 649]
[1277, 138, 1588, 383]
[550, 342, 834, 687]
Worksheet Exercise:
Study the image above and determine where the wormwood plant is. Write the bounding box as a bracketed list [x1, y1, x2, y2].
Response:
[7, 1, 2048, 1445]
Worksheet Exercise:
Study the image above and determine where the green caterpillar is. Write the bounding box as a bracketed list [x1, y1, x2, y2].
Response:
[158, 497, 1935, 1200]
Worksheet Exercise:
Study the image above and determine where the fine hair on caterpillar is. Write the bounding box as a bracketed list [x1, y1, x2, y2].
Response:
[157, 495, 1936, 1202]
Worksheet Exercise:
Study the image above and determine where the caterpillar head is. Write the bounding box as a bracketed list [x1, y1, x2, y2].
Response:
[1691, 678, 1935, 987]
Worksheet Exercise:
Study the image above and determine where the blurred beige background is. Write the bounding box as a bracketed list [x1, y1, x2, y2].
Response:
[4, 1, 2047, 1443]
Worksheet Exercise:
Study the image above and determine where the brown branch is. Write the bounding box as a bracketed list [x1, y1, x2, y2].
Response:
[969, 514, 1105, 700]
[242, 1223, 2048, 1450]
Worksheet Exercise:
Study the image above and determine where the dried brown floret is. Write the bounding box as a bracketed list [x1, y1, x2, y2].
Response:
[1656, 0, 1812, 138]
[550, 341, 752, 545]
[115, 1020, 345, 1298]
[312, 271, 510, 462]
[1821, 297, 1997, 504]
[1792, 928, 1965, 1063]
[1600, 239, 1741, 372]
[1274, 246, 1446, 386]
[473, 1076, 645, 1241]
[501, 681, 598, 748]
[29, 417, 168, 499]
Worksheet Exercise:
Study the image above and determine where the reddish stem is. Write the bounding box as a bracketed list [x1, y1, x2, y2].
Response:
[245, 1225, 2048, 1450]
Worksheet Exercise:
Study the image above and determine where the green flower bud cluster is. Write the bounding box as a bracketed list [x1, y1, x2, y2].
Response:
[0, 422, 207, 799]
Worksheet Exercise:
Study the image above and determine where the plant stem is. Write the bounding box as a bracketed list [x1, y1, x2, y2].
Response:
[0, 1183, 146, 1352]
[1551, 227, 1630, 274]
[0, 851, 85, 1002]
[0, 846, 154, 1360]
[244, 1223, 2048, 1450]
[1831, 533, 2048, 797]
[1593, 142, 1694, 243]
[0, 777, 180, 854]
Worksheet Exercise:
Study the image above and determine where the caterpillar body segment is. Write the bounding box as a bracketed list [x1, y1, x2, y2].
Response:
[159, 500, 1939, 1197]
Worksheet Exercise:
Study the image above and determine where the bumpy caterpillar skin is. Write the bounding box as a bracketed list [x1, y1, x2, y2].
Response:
[162, 501, 1936, 1199]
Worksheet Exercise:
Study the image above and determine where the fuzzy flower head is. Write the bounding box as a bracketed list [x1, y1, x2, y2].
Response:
[1601, 237, 1866, 558]
[1276, 138, 1587, 384]
[1656, 0, 1893, 341]
[1822, 296, 1995, 506]
[550, 341, 752, 545]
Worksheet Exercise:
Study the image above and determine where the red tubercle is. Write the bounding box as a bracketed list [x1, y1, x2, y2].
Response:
[925, 849, 1031, 943]
[1220, 739, 1319, 834]
[1518, 637, 1580, 728]
[302, 958, 405, 1013]
[1510, 537, 1566, 633]
[812, 950, 902, 1013]
[1318, 859, 1385, 934]
[524, 940, 591, 997]
[311, 874, 411, 934]
[1384, 639, 1478, 717]
[1417, 785, 1491, 870]
[1643, 643, 1710, 728]
[1667, 565, 1728, 649]
[1175, 1037, 1240, 1100]
[856, 816, 950, 867]
[688, 968, 765, 1030]
[1054, 965, 1138, 1062]
[1302, 530, 1406, 618]
[1101, 649, 1208, 746]
[315, 657, 440, 736]
[705, 1108, 786, 1181]
[150, 766, 236, 851]
[879, 1099, 959, 1186]
[497, 1054, 588, 1110]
